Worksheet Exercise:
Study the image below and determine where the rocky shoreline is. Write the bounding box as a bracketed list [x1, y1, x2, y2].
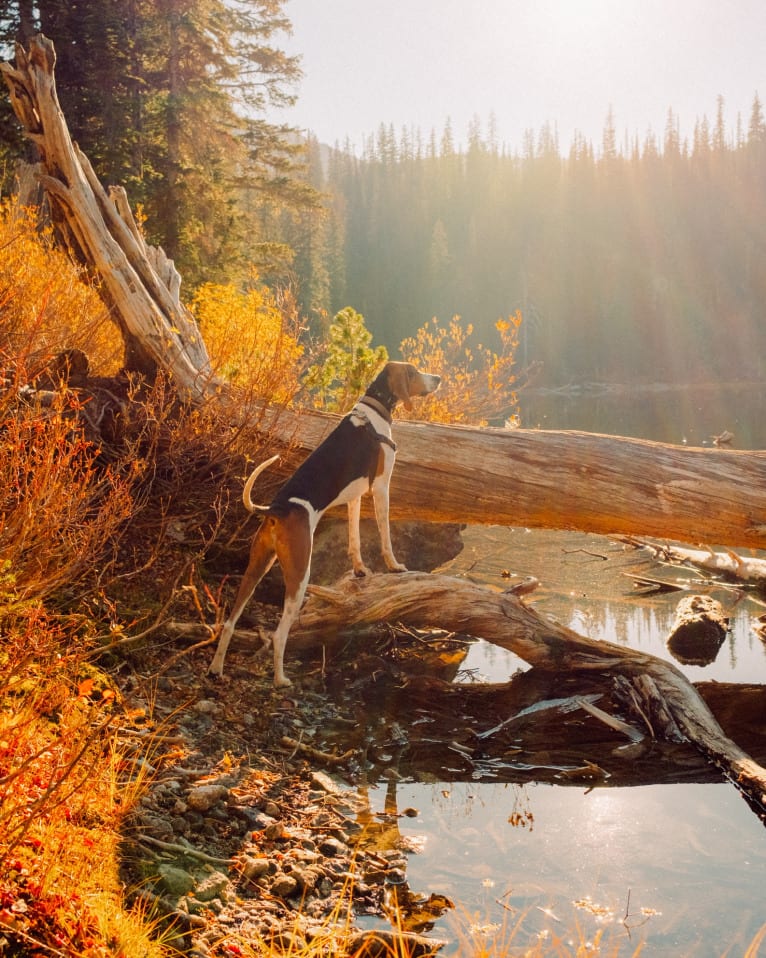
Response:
[118, 621, 452, 958]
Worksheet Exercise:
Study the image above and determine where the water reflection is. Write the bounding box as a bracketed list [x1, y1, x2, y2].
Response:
[357, 776, 766, 955]
[521, 383, 766, 450]
[335, 520, 766, 952]
[346, 385, 766, 953]
[443, 526, 766, 687]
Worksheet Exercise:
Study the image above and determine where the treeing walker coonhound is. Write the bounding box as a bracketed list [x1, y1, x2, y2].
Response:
[209, 361, 440, 686]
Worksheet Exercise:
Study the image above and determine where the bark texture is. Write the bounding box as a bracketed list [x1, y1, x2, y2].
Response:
[0, 35, 215, 399]
[254, 404, 766, 549]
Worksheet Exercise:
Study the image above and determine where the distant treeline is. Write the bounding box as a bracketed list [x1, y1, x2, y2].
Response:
[1, 1, 763, 386]
[287, 101, 766, 385]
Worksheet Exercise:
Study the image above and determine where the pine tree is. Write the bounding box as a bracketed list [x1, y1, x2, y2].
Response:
[0, 0, 310, 288]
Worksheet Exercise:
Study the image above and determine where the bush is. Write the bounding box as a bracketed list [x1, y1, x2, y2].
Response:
[191, 279, 305, 404]
[0, 200, 122, 376]
[399, 311, 523, 425]
[0, 201, 163, 956]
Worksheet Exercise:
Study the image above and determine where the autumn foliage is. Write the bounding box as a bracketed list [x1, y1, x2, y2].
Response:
[0, 194, 523, 955]
[400, 311, 523, 425]
[0, 204, 163, 956]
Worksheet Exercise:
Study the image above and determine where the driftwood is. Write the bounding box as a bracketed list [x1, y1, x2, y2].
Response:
[284, 572, 766, 813]
[0, 35, 215, 399]
[666, 595, 728, 666]
[624, 537, 766, 584]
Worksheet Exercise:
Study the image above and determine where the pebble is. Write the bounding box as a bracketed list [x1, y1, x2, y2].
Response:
[186, 783, 229, 812]
[318, 836, 347, 857]
[270, 873, 299, 898]
[195, 872, 230, 903]
[240, 856, 270, 881]
[158, 864, 196, 897]
[122, 648, 447, 957]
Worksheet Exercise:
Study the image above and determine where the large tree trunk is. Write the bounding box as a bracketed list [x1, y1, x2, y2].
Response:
[0, 35, 215, 400]
[254, 404, 766, 549]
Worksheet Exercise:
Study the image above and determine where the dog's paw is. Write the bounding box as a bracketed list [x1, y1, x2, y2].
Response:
[387, 562, 408, 573]
[273, 674, 293, 688]
[352, 564, 373, 578]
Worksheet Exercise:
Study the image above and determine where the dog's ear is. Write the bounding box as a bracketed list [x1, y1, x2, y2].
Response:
[388, 362, 414, 410]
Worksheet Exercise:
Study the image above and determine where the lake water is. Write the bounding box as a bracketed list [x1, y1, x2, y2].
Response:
[354, 385, 766, 956]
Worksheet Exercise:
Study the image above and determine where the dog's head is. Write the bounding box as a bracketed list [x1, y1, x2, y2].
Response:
[384, 361, 441, 411]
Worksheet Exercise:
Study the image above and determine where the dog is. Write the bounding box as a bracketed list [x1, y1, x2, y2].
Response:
[209, 361, 441, 686]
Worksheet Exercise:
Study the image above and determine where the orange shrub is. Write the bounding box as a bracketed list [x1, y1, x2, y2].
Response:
[0, 387, 135, 602]
[0, 200, 123, 377]
[399, 311, 523, 425]
[191, 279, 305, 404]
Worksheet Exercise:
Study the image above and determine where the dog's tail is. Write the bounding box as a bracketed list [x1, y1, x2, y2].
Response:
[242, 454, 280, 513]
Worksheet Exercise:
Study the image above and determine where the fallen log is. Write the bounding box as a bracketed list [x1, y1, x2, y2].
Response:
[5, 39, 766, 553]
[287, 572, 766, 814]
[666, 595, 728, 666]
[623, 537, 766, 584]
[252, 404, 766, 550]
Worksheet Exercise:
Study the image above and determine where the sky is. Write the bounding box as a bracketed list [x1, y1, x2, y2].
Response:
[272, 0, 766, 155]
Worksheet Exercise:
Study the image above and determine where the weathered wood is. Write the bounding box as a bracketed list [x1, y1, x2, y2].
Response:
[0, 35, 215, 400]
[752, 615, 766, 643]
[251, 403, 766, 549]
[625, 537, 766, 583]
[666, 595, 728, 666]
[287, 572, 766, 813]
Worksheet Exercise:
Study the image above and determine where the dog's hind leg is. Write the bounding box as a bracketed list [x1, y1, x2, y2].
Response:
[209, 523, 277, 677]
[271, 509, 313, 687]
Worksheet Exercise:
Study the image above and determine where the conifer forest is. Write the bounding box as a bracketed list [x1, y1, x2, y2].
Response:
[1, 0, 765, 387]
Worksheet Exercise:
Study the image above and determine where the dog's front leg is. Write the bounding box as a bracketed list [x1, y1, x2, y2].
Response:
[372, 479, 407, 572]
[347, 496, 373, 576]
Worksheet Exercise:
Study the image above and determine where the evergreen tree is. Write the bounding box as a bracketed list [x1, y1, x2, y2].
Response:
[317, 104, 766, 384]
[0, 0, 309, 288]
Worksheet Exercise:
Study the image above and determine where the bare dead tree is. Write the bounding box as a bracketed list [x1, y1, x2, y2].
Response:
[0, 34, 216, 400]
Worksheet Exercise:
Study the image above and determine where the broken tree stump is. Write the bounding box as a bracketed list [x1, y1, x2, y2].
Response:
[0, 35, 215, 399]
[666, 595, 729, 666]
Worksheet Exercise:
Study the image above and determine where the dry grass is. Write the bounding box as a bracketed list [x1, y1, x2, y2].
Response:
[0, 202, 175, 956]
